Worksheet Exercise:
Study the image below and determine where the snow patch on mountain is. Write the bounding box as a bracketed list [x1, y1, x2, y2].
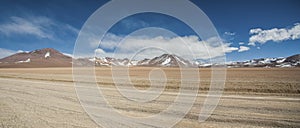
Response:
[161, 57, 171, 65]
[16, 58, 31, 63]
[88, 57, 96, 62]
[45, 52, 51, 58]
[130, 60, 139, 66]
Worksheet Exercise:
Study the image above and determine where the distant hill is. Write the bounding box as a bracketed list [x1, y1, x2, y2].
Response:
[0, 48, 72, 68]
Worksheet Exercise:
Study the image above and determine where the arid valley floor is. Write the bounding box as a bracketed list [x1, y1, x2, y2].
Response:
[0, 67, 299, 127]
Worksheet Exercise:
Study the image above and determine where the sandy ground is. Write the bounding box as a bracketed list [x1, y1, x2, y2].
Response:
[0, 67, 299, 127]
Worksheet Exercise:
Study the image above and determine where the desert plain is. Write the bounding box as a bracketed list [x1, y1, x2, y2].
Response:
[0, 67, 299, 127]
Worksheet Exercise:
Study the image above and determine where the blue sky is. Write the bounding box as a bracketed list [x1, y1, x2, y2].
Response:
[0, 0, 299, 61]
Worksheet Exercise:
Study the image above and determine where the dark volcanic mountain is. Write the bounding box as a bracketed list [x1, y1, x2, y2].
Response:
[0, 48, 72, 68]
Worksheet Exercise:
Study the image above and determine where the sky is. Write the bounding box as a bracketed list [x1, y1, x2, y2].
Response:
[0, 0, 299, 61]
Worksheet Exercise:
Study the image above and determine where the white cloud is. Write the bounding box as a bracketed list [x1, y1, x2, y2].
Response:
[94, 48, 106, 54]
[224, 44, 239, 52]
[289, 23, 300, 40]
[224, 32, 236, 36]
[62, 53, 74, 58]
[17, 50, 27, 53]
[238, 46, 250, 52]
[249, 23, 300, 45]
[249, 28, 262, 34]
[92, 35, 238, 60]
[65, 24, 79, 34]
[239, 42, 245, 45]
[248, 42, 256, 46]
[0, 16, 52, 39]
[0, 16, 79, 40]
[121, 18, 149, 29]
[0, 48, 17, 59]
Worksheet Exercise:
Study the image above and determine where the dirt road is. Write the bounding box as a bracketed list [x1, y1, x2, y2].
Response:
[0, 68, 299, 127]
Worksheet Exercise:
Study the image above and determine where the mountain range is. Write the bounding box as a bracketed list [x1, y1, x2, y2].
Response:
[0, 48, 299, 68]
[90, 54, 195, 67]
[226, 54, 300, 68]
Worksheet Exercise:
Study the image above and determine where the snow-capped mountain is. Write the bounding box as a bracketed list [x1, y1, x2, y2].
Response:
[88, 57, 131, 66]
[226, 54, 300, 68]
[88, 54, 300, 68]
[0, 48, 72, 68]
[137, 54, 193, 67]
[87, 54, 194, 67]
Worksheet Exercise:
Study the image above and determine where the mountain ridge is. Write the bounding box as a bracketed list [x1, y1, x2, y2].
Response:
[0, 48, 299, 68]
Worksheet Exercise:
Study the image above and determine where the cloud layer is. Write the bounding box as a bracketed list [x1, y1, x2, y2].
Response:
[249, 23, 300, 46]
[0, 16, 79, 40]
[94, 35, 240, 60]
[224, 32, 236, 36]
[238, 46, 250, 52]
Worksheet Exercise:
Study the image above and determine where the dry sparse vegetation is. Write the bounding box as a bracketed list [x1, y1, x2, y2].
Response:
[0, 67, 299, 127]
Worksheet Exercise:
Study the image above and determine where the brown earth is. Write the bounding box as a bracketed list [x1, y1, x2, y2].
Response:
[0, 67, 299, 127]
[0, 48, 72, 68]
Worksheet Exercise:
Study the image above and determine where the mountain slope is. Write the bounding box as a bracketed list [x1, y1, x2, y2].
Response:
[137, 54, 193, 67]
[0, 48, 72, 68]
[284, 54, 300, 63]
